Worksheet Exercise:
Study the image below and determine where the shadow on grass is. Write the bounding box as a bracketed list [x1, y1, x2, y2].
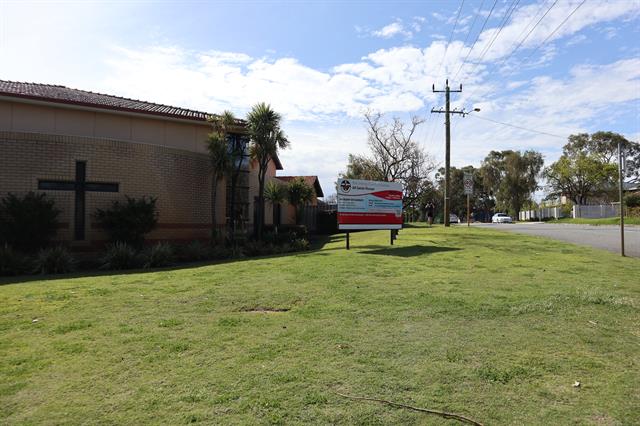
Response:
[2, 238, 344, 286]
[359, 245, 461, 257]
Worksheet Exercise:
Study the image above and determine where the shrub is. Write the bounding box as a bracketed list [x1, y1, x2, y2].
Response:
[143, 243, 175, 268]
[33, 246, 75, 275]
[284, 225, 308, 240]
[100, 242, 141, 270]
[0, 192, 60, 253]
[243, 241, 277, 257]
[290, 238, 310, 252]
[177, 240, 211, 262]
[94, 196, 158, 248]
[210, 245, 233, 260]
[0, 244, 31, 276]
[626, 193, 640, 208]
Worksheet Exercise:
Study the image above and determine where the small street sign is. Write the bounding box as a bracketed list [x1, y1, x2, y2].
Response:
[463, 173, 473, 195]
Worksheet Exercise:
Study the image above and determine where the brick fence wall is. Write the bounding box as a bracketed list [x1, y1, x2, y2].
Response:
[0, 131, 226, 247]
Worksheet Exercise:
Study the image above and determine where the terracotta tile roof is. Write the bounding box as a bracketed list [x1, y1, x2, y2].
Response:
[0, 80, 243, 124]
[276, 175, 324, 197]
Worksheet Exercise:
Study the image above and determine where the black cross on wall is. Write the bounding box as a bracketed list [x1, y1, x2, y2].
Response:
[38, 161, 119, 240]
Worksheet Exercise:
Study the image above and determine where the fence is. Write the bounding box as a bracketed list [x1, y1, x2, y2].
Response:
[572, 204, 620, 219]
[519, 207, 565, 221]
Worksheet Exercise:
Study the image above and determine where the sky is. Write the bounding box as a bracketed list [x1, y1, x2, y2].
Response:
[1, 0, 639, 198]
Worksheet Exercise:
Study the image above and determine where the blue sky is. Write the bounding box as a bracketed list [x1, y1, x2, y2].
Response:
[1, 0, 639, 197]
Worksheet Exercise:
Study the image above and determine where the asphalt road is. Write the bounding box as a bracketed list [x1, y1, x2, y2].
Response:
[473, 222, 640, 257]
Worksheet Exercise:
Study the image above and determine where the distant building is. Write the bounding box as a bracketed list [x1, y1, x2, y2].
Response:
[0, 80, 314, 248]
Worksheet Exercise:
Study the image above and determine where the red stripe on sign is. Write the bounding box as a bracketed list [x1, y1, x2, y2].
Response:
[338, 212, 403, 224]
[371, 190, 403, 200]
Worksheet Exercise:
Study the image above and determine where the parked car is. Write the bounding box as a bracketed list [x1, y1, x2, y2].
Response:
[449, 213, 461, 223]
[492, 213, 513, 223]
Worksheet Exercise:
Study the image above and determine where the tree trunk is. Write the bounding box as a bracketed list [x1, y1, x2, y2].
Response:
[211, 176, 218, 243]
[257, 172, 266, 240]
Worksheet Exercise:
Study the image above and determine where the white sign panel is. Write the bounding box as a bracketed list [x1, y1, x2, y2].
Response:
[463, 173, 474, 195]
[337, 178, 403, 230]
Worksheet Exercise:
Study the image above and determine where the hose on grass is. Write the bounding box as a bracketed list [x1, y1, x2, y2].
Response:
[334, 390, 483, 426]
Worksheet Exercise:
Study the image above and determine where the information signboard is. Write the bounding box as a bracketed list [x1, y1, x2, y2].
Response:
[337, 178, 403, 230]
[463, 173, 474, 195]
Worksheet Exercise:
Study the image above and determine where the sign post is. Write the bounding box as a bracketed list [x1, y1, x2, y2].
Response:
[337, 178, 403, 248]
[463, 173, 473, 227]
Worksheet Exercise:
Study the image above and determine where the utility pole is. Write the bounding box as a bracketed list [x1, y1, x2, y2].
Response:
[618, 140, 625, 257]
[432, 79, 463, 227]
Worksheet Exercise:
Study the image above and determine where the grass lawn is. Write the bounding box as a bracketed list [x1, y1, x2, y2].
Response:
[548, 217, 640, 226]
[1, 224, 639, 425]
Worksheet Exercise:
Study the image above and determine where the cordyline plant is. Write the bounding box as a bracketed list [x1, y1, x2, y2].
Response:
[246, 103, 289, 240]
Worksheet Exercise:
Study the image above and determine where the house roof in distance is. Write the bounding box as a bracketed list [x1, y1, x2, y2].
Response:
[276, 175, 324, 198]
[0, 80, 244, 124]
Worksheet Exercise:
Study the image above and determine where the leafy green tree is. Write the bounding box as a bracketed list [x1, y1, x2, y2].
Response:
[206, 111, 235, 241]
[544, 154, 617, 205]
[343, 154, 384, 181]
[435, 166, 495, 222]
[480, 150, 543, 218]
[543, 132, 635, 204]
[287, 178, 314, 225]
[563, 132, 639, 183]
[247, 103, 289, 240]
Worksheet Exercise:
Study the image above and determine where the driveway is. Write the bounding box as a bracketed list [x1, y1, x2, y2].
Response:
[474, 222, 640, 257]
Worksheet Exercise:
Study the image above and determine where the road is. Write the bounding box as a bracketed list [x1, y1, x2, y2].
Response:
[473, 222, 640, 257]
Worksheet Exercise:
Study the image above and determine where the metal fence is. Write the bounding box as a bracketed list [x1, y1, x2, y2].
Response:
[519, 204, 622, 221]
[572, 204, 620, 219]
[519, 207, 565, 221]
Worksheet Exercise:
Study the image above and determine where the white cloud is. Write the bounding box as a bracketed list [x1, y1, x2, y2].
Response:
[1, 0, 638, 188]
[372, 21, 409, 39]
[370, 18, 424, 39]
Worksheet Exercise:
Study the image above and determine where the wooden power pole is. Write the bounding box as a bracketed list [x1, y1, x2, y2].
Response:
[432, 80, 463, 227]
[618, 140, 625, 257]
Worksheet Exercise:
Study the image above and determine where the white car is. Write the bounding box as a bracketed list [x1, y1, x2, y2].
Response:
[449, 213, 461, 224]
[492, 213, 513, 223]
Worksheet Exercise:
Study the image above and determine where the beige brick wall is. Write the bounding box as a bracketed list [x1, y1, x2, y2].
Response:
[0, 131, 227, 247]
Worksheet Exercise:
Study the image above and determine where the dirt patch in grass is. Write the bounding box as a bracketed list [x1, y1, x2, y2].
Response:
[239, 306, 290, 313]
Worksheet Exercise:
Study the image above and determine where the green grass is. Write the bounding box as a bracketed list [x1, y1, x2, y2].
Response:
[548, 217, 640, 225]
[1, 225, 639, 425]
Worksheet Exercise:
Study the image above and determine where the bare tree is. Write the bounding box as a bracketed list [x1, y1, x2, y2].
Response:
[345, 111, 436, 210]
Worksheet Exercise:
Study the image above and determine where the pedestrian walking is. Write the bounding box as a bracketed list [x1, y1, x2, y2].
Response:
[426, 202, 434, 227]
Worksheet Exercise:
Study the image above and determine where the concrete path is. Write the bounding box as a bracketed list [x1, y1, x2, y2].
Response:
[473, 222, 640, 257]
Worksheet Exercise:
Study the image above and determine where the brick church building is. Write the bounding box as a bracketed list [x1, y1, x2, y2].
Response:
[0, 80, 323, 248]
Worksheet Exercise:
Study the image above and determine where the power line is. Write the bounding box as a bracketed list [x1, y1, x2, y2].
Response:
[465, 0, 522, 78]
[436, 0, 466, 80]
[469, 114, 567, 139]
[463, 0, 556, 102]
[517, 0, 587, 67]
[464, 0, 586, 105]
[453, 0, 499, 81]
[453, 0, 486, 72]
[497, 0, 559, 69]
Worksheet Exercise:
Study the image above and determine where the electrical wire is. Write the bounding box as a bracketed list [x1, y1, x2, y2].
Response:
[453, 0, 486, 76]
[452, 0, 499, 81]
[469, 114, 567, 139]
[464, 0, 586, 106]
[517, 0, 587, 67]
[465, 0, 522, 79]
[436, 0, 466, 80]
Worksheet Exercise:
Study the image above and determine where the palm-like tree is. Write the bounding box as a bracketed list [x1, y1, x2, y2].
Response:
[287, 178, 314, 225]
[264, 181, 287, 234]
[246, 103, 289, 239]
[206, 111, 235, 242]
